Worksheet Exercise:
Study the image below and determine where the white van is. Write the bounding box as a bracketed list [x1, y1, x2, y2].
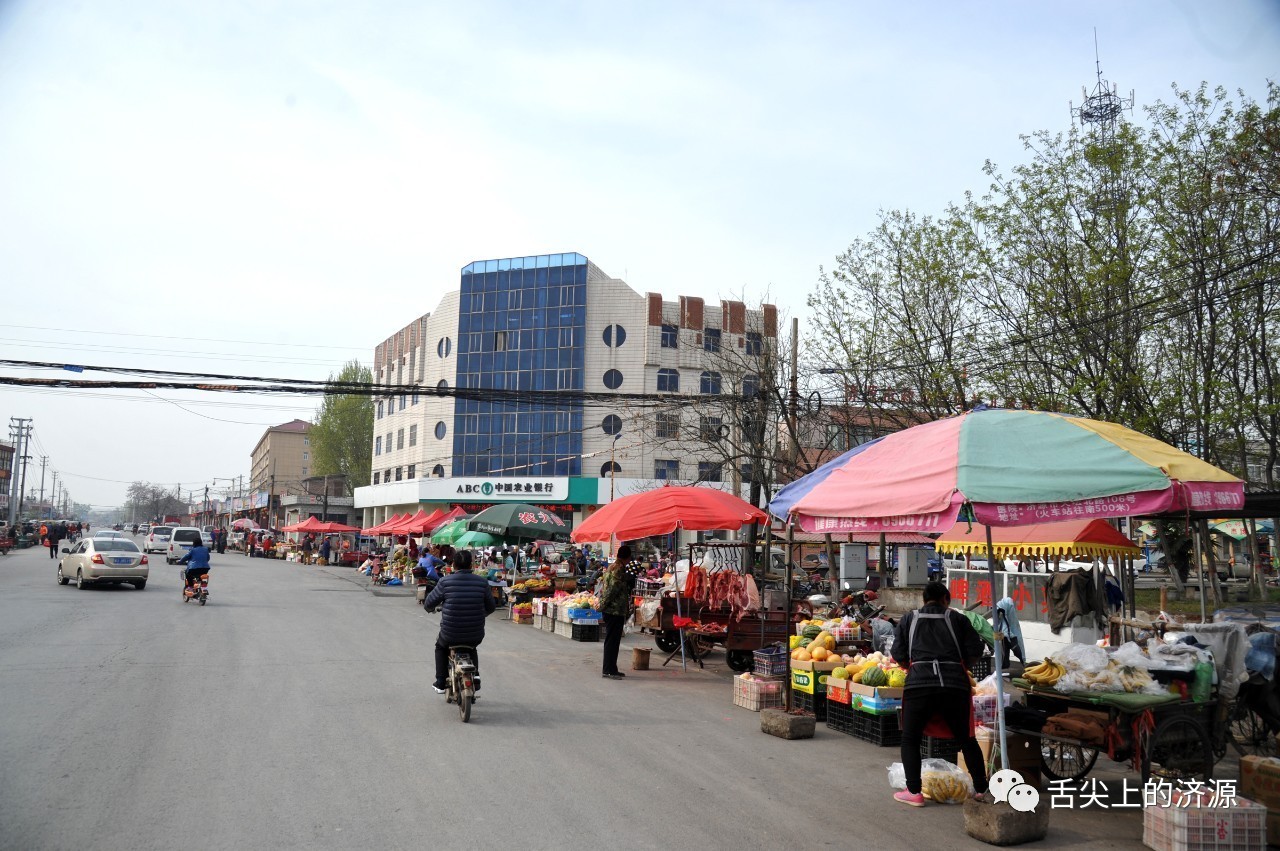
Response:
[166, 527, 207, 564]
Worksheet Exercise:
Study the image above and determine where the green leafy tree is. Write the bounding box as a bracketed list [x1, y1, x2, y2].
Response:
[310, 360, 374, 493]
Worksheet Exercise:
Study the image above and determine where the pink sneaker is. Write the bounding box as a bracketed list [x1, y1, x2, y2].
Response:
[894, 790, 926, 808]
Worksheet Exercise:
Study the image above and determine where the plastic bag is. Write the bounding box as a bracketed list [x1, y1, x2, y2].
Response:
[1110, 641, 1155, 671]
[887, 759, 973, 804]
[1051, 643, 1109, 674]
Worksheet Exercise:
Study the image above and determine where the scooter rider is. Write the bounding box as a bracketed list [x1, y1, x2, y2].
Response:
[181, 538, 212, 594]
[423, 550, 495, 695]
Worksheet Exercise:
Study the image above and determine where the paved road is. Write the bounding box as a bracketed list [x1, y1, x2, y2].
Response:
[0, 541, 1158, 850]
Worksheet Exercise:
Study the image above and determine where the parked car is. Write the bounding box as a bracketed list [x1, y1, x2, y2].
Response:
[57, 538, 148, 589]
[166, 527, 207, 564]
[144, 526, 173, 554]
[92, 530, 127, 541]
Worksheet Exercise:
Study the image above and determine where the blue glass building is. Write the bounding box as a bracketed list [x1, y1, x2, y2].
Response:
[452, 253, 588, 476]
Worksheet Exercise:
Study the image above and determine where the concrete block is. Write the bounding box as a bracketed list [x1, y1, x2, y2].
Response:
[760, 709, 815, 740]
[963, 797, 1050, 846]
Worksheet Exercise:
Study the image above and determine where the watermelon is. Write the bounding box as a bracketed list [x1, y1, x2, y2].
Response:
[861, 666, 888, 687]
[802, 625, 823, 642]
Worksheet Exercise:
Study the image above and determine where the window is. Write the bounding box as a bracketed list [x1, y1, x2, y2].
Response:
[703, 327, 721, 352]
[302, 451, 309, 461]
[740, 462, 755, 485]
[494, 330, 510, 352]
[407, 464, 416, 479]
[303, 437, 309, 446]
[699, 371, 722, 395]
[826, 424, 848, 451]
[660, 323, 678, 348]
[745, 332, 763, 356]
[399, 394, 406, 411]
[697, 462, 722, 482]
[375, 436, 382, 456]
[437, 379, 448, 391]
[385, 469, 391, 482]
[603, 324, 627, 347]
[601, 414, 622, 436]
[656, 368, 679, 393]
[654, 459, 679, 480]
[435, 421, 447, 440]
[699, 416, 724, 441]
[742, 373, 760, 398]
[412, 391, 419, 406]
[394, 467, 403, 481]
[409, 425, 417, 447]
[431, 464, 445, 477]
[600, 461, 621, 477]
[373, 472, 380, 484]
[386, 432, 392, 452]
[301, 467, 308, 476]
[396, 429, 404, 450]
[377, 401, 384, 420]
[437, 337, 452, 358]
[603, 369, 623, 390]
[656, 412, 679, 439]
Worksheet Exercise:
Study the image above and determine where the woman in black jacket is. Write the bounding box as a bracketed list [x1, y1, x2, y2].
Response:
[424, 550, 496, 694]
[889, 581, 988, 807]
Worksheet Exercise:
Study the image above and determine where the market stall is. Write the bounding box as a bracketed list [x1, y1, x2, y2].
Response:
[572, 484, 773, 671]
[772, 406, 1244, 788]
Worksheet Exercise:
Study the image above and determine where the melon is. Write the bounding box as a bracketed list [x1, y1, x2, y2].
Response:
[793, 648, 812, 662]
[831, 666, 849, 680]
[802, 625, 823, 641]
[811, 646, 829, 661]
[789, 635, 803, 650]
[861, 666, 888, 688]
[887, 669, 908, 688]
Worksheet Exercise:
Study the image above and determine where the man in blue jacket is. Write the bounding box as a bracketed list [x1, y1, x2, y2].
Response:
[424, 550, 495, 694]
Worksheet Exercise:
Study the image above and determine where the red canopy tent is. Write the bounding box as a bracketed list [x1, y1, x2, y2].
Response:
[425, 506, 467, 534]
[282, 516, 327, 534]
[571, 485, 769, 543]
[363, 512, 407, 536]
[388, 508, 443, 536]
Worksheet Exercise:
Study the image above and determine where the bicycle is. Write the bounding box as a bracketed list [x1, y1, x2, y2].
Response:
[443, 646, 478, 723]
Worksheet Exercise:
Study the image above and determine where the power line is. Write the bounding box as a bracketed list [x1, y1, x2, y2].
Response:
[0, 324, 374, 352]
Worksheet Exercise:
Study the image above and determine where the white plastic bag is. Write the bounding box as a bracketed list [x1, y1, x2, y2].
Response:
[886, 759, 973, 804]
[1051, 642, 1109, 674]
[1110, 641, 1155, 671]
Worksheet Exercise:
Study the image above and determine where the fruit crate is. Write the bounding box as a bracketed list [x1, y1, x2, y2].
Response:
[571, 623, 600, 642]
[791, 688, 827, 722]
[733, 674, 785, 711]
[826, 699, 859, 736]
[753, 644, 789, 677]
[852, 707, 901, 747]
[1142, 791, 1266, 851]
[923, 735, 961, 762]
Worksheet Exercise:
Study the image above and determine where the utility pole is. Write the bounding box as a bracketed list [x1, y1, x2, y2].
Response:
[37, 456, 47, 509]
[8, 418, 32, 525]
[50, 474, 60, 519]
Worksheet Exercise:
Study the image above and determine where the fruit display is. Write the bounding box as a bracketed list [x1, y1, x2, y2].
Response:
[556, 591, 600, 610]
[1022, 643, 1165, 695]
[860, 666, 888, 687]
[512, 603, 533, 617]
[818, 651, 909, 687]
[1022, 659, 1065, 687]
[922, 769, 970, 804]
[511, 577, 551, 593]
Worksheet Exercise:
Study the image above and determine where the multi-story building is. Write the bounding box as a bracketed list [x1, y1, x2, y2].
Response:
[356, 252, 777, 540]
[246, 419, 313, 525]
[0, 440, 13, 519]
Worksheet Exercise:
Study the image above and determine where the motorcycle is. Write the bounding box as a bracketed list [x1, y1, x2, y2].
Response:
[444, 645, 478, 723]
[183, 573, 209, 606]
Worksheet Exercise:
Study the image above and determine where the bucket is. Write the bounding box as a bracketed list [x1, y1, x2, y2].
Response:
[632, 647, 651, 671]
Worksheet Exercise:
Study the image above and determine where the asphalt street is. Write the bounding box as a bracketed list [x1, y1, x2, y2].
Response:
[0, 540, 1163, 850]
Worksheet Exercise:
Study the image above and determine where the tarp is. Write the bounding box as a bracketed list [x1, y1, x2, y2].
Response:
[935, 518, 1140, 560]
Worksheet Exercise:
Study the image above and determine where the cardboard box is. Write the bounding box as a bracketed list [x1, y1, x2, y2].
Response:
[847, 682, 905, 700]
[961, 726, 1041, 787]
[826, 677, 854, 705]
[1240, 755, 1280, 847]
[790, 659, 843, 672]
[791, 667, 833, 694]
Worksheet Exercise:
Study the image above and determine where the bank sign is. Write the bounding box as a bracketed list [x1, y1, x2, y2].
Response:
[421, 477, 570, 503]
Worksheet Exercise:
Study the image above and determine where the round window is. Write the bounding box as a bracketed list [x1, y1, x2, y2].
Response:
[437, 338, 452, 358]
[431, 464, 445, 477]
[603, 369, 623, 390]
[437, 379, 448, 391]
[603, 324, 627, 347]
[600, 461, 621, 477]
[602, 415, 622, 436]
[434, 421, 447, 440]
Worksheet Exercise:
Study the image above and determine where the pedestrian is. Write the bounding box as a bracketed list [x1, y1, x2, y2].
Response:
[597, 544, 636, 680]
[301, 534, 314, 565]
[218, 528, 227, 554]
[247, 531, 257, 559]
[319, 536, 332, 565]
[889, 581, 988, 807]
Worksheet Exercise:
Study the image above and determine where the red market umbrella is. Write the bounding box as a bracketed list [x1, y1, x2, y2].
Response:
[571, 485, 769, 543]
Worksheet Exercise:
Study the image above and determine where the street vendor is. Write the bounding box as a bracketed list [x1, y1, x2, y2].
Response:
[890, 581, 988, 807]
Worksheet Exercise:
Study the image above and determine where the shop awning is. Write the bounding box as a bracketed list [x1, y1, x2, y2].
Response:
[935, 518, 1140, 560]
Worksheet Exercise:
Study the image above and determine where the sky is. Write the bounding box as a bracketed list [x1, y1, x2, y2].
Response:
[1, 0, 1277, 512]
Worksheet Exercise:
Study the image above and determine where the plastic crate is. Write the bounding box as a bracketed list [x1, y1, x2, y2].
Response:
[1143, 791, 1267, 851]
[733, 674, 786, 711]
[853, 708, 901, 747]
[970, 656, 993, 681]
[571, 623, 600, 642]
[826, 699, 859, 736]
[566, 607, 599, 620]
[923, 735, 961, 762]
[972, 692, 1012, 727]
[791, 688, 828, 722]
[753, 645, 789, 677]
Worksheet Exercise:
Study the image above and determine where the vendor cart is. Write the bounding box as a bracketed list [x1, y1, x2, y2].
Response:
[1013, 682, 1216, 784]
[658, 603, 793, 671]
[0, 534, 13, 555]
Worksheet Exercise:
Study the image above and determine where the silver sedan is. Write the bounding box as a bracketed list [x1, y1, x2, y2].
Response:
[57, 538, 150, 590]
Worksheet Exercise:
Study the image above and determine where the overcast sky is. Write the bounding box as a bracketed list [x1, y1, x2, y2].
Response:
[1, 0, 1276, 511]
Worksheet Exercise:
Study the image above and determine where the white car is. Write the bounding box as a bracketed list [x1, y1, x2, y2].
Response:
[144, 525, 173, 554]
[93, 530, 127, 541]
[57, 537, 149, 590]
[166, 527, 207, 564]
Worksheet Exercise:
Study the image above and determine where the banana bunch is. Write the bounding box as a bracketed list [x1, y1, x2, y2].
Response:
[922, 772, 970, 804]
[1023, 658, 1065, 686]
[1116, 663, 1155, 693]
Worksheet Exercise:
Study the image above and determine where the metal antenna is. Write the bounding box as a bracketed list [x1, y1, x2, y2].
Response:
[1069, 30, 1135, 214]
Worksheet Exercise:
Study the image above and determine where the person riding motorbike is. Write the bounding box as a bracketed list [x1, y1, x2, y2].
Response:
[180, 538, 212, 594]
[423, 550, 495, 695]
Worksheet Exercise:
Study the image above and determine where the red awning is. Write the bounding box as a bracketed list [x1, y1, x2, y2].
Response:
[935, 518, 1140, 559]
[572, 485, 769, 543]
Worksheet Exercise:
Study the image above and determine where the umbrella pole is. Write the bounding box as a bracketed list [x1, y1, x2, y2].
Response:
[986, 524, 1010, 773]
[677, 543, 689, 672]
[1193, 520, 1208, 623]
